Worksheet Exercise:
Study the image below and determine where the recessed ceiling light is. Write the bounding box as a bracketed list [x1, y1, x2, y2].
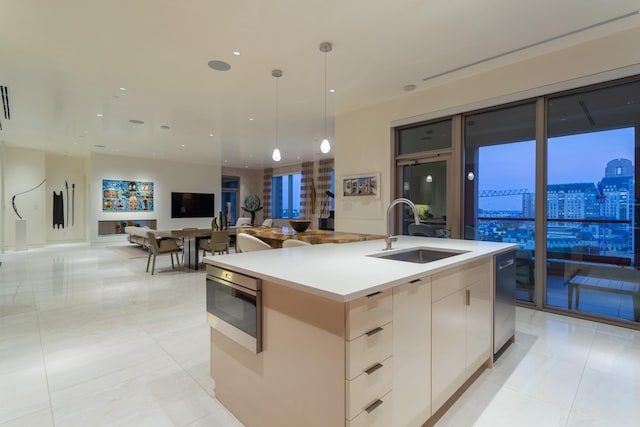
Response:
[208, 60, 231, 71]
[249, 118, 254, 121]
[209, 133, 214, 137]
[96, 113, 103, 117]
[119, 87, 127, 91]
[160, 125, 170, 130]
[329, 89, 335, 93]
[181, 144, 185, 147]
[233, 51, 241, 56]
[129, 119, 144, 124]
[403, 84, 417, 92]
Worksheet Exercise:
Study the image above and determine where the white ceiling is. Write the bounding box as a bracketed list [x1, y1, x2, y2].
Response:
[0, 0, 638, 168]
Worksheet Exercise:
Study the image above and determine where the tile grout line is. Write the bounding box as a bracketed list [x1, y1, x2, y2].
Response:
[562, 324, 597, 427]
[34, 293, 56, 426]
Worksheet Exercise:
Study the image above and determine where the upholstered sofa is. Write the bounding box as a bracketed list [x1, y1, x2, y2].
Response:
[124, 226, 157, 247]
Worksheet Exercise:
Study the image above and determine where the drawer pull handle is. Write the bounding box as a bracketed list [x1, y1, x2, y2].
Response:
[410, 278, 421, 284]
[465, 289, 471, 306]
[365, 326, 384, 336]
[366, 291, 383, 298]
[365, 363, 383, 375]
[365, 399, 383, 414]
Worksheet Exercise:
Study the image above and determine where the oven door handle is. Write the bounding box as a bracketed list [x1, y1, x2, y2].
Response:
[207, 276, 258, 297]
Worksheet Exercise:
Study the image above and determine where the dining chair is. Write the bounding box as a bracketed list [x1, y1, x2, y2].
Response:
[282, 239, 311, 248]
[236, 233, 272, 253]
[146, 231, 182, 275]
[236, 217, 252, 227]
[200, 230, 230, 258]
[261, 218, 273, 228]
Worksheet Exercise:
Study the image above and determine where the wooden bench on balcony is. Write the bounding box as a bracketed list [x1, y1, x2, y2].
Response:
[568, 268, 640, 322]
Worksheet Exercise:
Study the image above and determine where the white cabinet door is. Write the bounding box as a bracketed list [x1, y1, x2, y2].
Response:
[393, 277, 431, 427]
[465, 278, 492, 377]
[431, 288, 466, 413]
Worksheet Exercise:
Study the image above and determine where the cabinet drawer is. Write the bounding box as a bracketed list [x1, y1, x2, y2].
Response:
[431, 259, 490, 302]
[346, 356, 393, 420]
[347, 390, 392, 427]
[347, 288, 392, 340]
[346, 322, 392, 380]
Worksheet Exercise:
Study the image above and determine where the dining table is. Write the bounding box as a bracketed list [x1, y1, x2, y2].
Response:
[235, 226, 384, 248]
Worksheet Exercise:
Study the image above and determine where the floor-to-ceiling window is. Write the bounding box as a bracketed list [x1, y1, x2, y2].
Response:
[395, 76, 640, 327]
[464, 102, 537, 303]
[271, 173, 302, 219]
[221, 176, 239, 225]
[546, 80, 640, 322]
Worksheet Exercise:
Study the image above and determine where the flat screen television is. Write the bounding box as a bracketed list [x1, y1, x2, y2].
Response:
[171, 192, 215, 218]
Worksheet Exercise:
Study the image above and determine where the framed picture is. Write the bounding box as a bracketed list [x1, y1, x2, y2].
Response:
[341, 172, 380, 198]
[102, 179, 154, 211]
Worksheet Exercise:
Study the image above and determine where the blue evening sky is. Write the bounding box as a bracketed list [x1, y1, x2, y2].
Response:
[478, 127, 635, 211]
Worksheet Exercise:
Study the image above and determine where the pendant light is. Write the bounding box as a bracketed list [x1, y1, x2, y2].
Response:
[319, 42, 332, 154]
[272, 69, 283, 162]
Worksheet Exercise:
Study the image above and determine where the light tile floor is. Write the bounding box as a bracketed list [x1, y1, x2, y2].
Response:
[1, 244, 639, 427]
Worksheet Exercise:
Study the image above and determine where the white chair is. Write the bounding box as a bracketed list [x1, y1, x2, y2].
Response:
[236, 233, 272, 253]
[282, 239, 311, 248]
[236, 217, 251, 227]
[261, 218, 273, 228]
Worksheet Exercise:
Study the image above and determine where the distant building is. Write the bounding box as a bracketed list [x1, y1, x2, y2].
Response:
[547, 183, 599, 225]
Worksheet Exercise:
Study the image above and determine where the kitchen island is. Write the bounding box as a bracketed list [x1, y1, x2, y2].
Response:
[204, 236, 516, 427]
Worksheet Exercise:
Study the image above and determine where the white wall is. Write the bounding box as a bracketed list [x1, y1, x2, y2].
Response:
[89, 153, 221, 243]
[335, 26, 640, 235]
[2, 146, 46, 248]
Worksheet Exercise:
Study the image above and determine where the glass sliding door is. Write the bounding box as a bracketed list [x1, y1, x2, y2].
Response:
[546, 80, 640, 323]
[464, 102, 537, 302]
[395, 118, 453, 237]
[400, 159, 449, 237]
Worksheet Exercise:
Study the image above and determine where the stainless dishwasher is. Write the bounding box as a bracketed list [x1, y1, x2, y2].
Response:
[494, 250, 516, 360]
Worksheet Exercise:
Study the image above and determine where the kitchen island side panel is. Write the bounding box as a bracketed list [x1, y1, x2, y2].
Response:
[211, 279, 346, 427]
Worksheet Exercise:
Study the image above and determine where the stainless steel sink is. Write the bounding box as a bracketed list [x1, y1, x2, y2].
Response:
[369, 247, 468, 264]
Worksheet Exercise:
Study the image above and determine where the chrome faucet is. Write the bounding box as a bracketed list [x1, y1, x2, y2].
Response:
[385, 197, 420, 251]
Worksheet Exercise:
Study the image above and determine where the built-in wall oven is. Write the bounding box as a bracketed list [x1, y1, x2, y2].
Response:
[206, 264, 262, 353]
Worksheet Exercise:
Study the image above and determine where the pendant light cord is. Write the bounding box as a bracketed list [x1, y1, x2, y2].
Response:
[276, 74, 279, 148]
[323, 50, 327, 139]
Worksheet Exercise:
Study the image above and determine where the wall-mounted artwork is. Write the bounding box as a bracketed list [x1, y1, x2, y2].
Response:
[102, 179, 154, 211]
[342, 172, 380, 198]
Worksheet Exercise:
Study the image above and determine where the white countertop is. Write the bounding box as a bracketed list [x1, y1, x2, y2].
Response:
[204, 236, 517, 302]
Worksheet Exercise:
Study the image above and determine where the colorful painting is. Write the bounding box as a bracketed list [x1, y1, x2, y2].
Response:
[342, 173, 380, 198]
[102, 179, 154, 211]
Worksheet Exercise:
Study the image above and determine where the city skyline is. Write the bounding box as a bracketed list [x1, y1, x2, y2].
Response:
[478, 127, 635, 211]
